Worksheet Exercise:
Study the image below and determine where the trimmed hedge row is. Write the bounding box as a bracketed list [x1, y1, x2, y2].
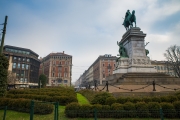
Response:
[8, 87, 76, 98]
[91, 94, 179, 105]
[79, 90, 180, 105]
[65, 101, 180, 118]
[0, 98, 53, 114]
[6, 94, 77, 105]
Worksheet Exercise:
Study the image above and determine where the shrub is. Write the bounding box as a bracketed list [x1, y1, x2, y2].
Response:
[123, 102, 136, 118]
[160, 102, 176, 118]
[130, 97, 142, 103]
[65, 102, 80, 118]
[0, 98, 53, 114]
[105, 97, 116, 106]
[91, 92, 111, 105]
[79, 104, 93, 117]
[160, 96, 170, 103]
[173, 101, 180, 117]
[142, 97, 152, 103]
[135, 102, 149, 118]
[116, 97, 127, 104]
[111, 103, 124, 118]
[151, 96, 161, 103]
[168, 95, 178, 103]
[177, 94, 180, 100]
[148, 102, 160, 118]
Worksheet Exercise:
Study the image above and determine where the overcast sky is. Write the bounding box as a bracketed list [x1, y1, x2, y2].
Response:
[1, 0, 180, 83]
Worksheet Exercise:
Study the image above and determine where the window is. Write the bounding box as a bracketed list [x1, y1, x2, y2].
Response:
[14, 57, 17, 60]
[20, 78, 24, 83]
[21, 71, 24, 76]
[58, 79, 62, 83]
[103, 64, 104, 67]
[64, 73, 68, 77]
[103, 74, 105, 78]
[18, 57, 21, 61]
[27, 59, 30, 62]
[13, 63, 16, 68]
[22, 64, 25, 69]
[26, 65, 29, 69]
[157, 66, 160, 70]
[64, 80, 68, 83]
[17, 63, 20, 68]
[23, 58, 25, 61]
[24, 78, 27, 83]
[52, 73, 54, 77]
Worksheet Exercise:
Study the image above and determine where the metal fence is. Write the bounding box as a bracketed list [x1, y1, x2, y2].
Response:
[65, 108, 180, 120]
[0, 106, 7, 120]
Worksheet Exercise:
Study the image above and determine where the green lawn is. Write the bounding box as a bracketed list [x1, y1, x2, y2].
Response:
[77, 93, 90, 105]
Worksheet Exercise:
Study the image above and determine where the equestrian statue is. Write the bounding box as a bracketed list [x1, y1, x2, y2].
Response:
[122, 10, 136, 31]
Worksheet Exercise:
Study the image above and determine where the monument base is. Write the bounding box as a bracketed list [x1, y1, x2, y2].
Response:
[113, 57, 157, 74]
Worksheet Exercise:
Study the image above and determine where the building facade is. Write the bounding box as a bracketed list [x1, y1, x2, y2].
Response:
[3, 45, 40, 88]
[151, 60, 177, 77]
[76, 54, 117, 87]
[39, 52, 72, 86]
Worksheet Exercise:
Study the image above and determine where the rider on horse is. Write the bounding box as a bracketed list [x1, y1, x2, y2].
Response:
[123, 10, 136, 31]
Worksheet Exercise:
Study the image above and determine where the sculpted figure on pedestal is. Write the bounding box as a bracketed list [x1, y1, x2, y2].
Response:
[122, 10, 136, 31]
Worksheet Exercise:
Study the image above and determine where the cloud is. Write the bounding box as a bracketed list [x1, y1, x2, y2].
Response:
[1, 0, 180, 82]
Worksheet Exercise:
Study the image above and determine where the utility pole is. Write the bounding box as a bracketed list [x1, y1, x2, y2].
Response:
[0, 16, 8, 55]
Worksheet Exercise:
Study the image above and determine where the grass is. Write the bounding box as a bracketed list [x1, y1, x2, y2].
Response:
[77, 93, 90, 105]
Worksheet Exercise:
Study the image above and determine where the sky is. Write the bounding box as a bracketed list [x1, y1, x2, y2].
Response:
[1, 0, 180, 83]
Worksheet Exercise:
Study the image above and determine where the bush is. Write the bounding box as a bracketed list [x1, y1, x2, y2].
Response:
[116, 97, 127, 104]
[135, 102, 149, 118]
[148, 102, 160, 118]
[168, 95, 178, 103]
[160, 96, 170, 103]
[177, 94, 180, 100]
[160, 102, 176, 118]
[173, 101, 180, 117]
[111, 103, 124, 118]
[91, 92, 111, 105]
[123, 102, 136, 118]
[79, 104, 93, 117]
[65, 102, 80, 118]
[151, 96, 161, 103]
[142, 97, 152, 103]
[0, 98, 53, 114]
[130, 97, 142, 103]
[105, 97, 116, 106]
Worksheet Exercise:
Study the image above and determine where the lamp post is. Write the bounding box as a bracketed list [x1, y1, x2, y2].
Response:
[0, 16, 8, 55]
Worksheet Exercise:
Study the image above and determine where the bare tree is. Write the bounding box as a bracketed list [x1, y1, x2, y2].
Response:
[164, 45, 180, 77]
[7, 71, 17, 85]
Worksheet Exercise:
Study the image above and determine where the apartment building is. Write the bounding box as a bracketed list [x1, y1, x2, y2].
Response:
[76, 54, 117, 87]
[39, 51, 72, 86]
[3, 45, 40, 88]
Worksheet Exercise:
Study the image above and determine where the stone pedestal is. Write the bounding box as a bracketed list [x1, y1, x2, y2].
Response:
[113, 27, 157, 74]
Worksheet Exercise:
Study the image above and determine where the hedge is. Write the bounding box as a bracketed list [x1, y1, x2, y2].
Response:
[6, 94, 77, 105]
[65, 101, 180, 118]
[0, 98, 53, 114]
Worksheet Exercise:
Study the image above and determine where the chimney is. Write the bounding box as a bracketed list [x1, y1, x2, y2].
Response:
[63, 51, 64, 54]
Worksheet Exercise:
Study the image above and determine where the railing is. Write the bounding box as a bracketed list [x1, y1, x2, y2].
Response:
[65, 108, 180, 119]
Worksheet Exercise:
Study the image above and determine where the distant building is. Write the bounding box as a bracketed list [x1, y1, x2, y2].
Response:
[76, 54, 117, 87]
[3, 45, 40, 88]
[39, 51, 72, 86]
[93, 54, 117, 84]
[151, 60, 177, 77]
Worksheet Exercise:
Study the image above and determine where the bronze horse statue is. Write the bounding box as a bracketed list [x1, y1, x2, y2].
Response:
[123, 10, 136, 31]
